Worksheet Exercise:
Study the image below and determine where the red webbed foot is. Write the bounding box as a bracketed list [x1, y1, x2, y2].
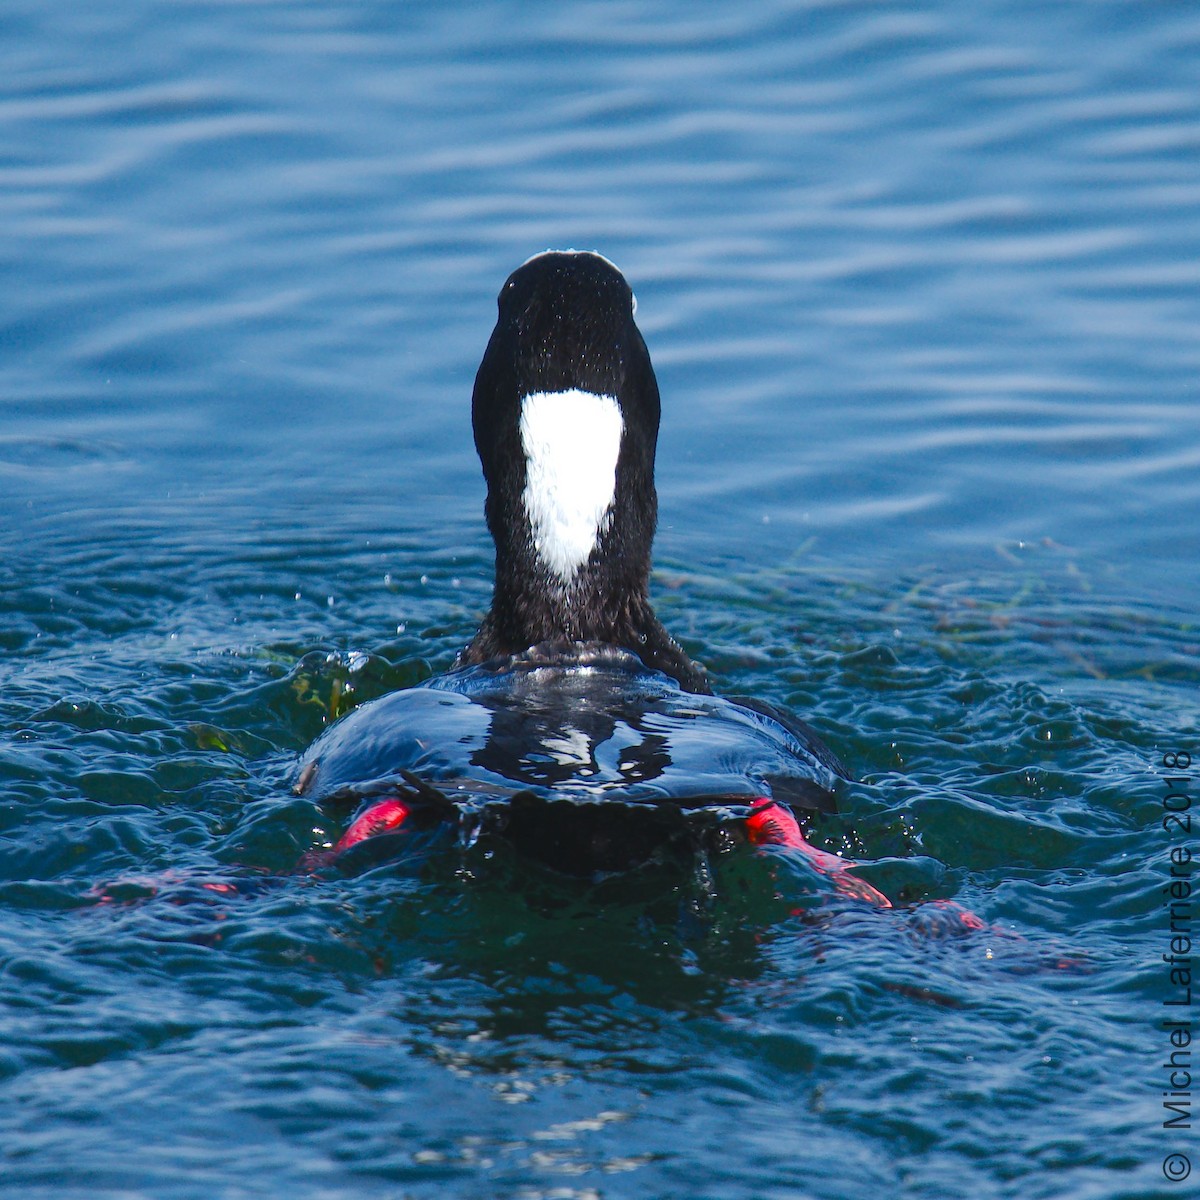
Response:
[89, 871, 256, 908]
[744, 797, 892, 908]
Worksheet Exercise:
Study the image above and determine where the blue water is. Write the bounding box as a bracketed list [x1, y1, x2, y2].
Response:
[3, 2, 1199, 1196]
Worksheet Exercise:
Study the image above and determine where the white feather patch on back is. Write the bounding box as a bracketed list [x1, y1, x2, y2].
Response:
[519, 389, 624, 581]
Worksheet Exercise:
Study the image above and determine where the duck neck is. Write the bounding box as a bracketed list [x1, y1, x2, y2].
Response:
[476, 406, 658, 640]
[463, 478, 709, 694]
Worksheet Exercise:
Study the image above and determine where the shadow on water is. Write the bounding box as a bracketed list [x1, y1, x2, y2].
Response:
[87, 781, 1060, 1029]
[2, 579, 1157, 1197]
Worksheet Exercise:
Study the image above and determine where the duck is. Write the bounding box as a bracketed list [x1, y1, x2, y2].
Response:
[294, 250, 888, 903]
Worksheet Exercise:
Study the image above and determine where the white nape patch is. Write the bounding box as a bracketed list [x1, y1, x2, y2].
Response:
[519, 389, 623, 582]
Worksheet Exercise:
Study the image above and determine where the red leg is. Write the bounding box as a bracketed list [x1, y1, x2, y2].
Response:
[744, 797, 892, 908]
[298, 795, 414, 871]
[94, 797, 419, 899]
[743, 801, 997, 933]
